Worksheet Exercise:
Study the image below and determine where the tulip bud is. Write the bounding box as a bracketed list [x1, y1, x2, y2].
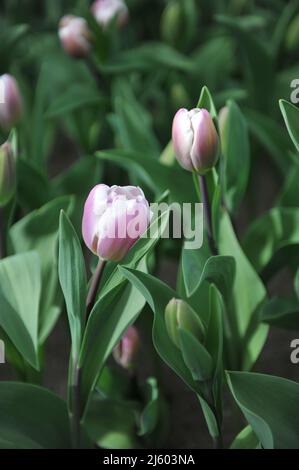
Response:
[0, 140, 16, 207]
[59, 15, 92, 58]
[113, 326, 140, 369]
[285, 14, 299, 52]
[161, 1, 183, 46]
[172, 108, 219, 174]
[82, 184, 151, 262]
[91, 0, 129, 29]
[0, 74, 22, 131]
[165, 298, 205, 349]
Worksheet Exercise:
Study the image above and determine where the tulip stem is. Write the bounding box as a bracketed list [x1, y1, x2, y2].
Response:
[198, 174, 218, 256]
[86, 259, 107, 319]
[71, 358, 82, 449]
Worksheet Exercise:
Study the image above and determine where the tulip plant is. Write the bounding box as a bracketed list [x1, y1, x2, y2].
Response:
[1, 0, 299, 451]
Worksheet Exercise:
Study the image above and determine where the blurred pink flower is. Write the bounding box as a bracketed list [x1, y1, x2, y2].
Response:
[113, 326, 140, 369]
[59, 15, 91, 58]
[91, 0, 129, 28]
[0, 74, 22, 131]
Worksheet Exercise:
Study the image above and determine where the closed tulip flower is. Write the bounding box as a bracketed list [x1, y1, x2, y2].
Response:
[91, 0, 129, 28]
[172, 108, 219, 174]
[165, 298, 205, 349]
[82, 184, 151, 262]
[59, 15, 91, 58]
[0, 74, 22, 131]
[113, 326, 140, 369]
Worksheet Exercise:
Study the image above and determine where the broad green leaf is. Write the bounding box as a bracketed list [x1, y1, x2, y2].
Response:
[52, 156, 102, 232]
[120, 267, 221, 438]
[221, 101, 250, 212]
[219, 210, 268, 370]
[216, 15, 274, 112]
[100, 42, 194, 74]
[9, 196, 73, 342]
[0, 252, 41, 369]
[17, 158, 52, 211]
[58, 212, 87, 358]
[112, 79, 160, 156]
[230, 425, 260, 449]
[179, 329, 214, 382]
[245, 108, 292, 175]
[83, 395, 140, 449]
[182, 250, 235, 303]
[96, 150, 196, 204]
[243, 207, 299, 278]
[120, 267, 195, 388]
[138, 378, 160, 437]
[46, 84, 104, 119]
[197, 86, 217, 120]
[227, 371, 299, 449]
[260, 297, 299, 330]
[0, 382, 70, 449]
[79, 273, 146, 415]
[277, 161, 299, 207]
[280, 99, 299, 153]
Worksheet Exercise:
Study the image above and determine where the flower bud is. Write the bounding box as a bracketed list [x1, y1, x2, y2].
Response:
[91, 0, 129, 29]
[82, 184, 151, 262]
[172, 108, 219, 174]
[0, 140, 16, 207]
[59, 15, 92, 58]
[113, 326, 140, 369]
[0, 74, 22, 131]
[161, 1, 183, 46]
[285, 14, 299, 52]
[165, 298, 205, 349]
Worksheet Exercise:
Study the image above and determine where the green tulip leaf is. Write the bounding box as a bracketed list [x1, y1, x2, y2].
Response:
[227, 371, 299, 449]
[0, 382, 70, 449]
[179, 329, 214, 382]
[280, 99, 299, 153]
[9, 196, 73, 343]
[0, 252, 41, 369]
[221, 100, 250, 213]
[58, 212, 87, 358]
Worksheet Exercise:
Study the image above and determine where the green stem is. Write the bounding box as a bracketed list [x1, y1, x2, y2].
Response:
[198, 174, 218, 256]
[70, 259, 107, 448]
[86, 259, 107, 319]
[71, 358, 82, 449]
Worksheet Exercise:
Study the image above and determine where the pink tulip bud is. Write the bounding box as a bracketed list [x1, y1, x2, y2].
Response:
[82, 184, 151, 262]
[59, 15, 92, 58]
[0, 75, 22, 131]
[113, 326, 140, 369]
[172, 108, 219, 174]
[91, 0, 129, 28]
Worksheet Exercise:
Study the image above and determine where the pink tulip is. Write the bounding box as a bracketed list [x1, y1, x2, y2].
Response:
[82, 184, 151, 262]
[58, 15, 91, 58]
[0, 75, 22, 131]
[91, 0, 129, 28]
[172, 108, 219, 174]
[113, 325, 140, 369]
